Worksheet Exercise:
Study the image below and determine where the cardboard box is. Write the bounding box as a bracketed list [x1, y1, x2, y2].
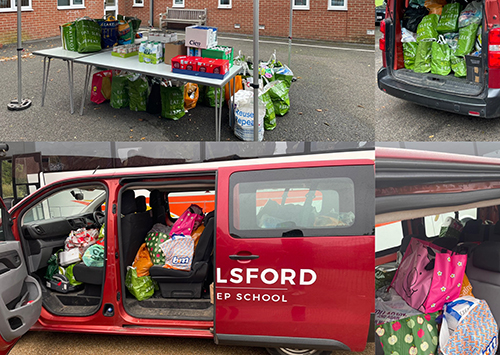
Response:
[201, 46, 233, 67]
[466, 55, 483, 84]
[185, 25, 217, 49]
[171, 55, 198, 71]
[164, 41, 187, 65]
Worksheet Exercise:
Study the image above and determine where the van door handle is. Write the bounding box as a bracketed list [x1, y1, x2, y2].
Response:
[229, 254, 259, 260]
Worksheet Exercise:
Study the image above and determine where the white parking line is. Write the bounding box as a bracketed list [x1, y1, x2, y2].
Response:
[176, 33, 374, 53]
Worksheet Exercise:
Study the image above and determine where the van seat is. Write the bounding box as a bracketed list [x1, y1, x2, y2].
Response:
[461, 219, 486, 242]
[150, 212, 214, 299]
[466, 241, 500, 324]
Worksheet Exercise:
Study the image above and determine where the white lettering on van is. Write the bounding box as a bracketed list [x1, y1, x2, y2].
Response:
[230, 268, 243, 284]
[216, 268, 227, 283]
[261, 268, 279, 285]
[281, 269, 296, 285]
[246, 268, 259, 283]
[235, 293, 288, 303]
[300, 269, 317, 285]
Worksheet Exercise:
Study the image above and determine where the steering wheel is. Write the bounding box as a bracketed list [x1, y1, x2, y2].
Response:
[93, 210, 106, 227]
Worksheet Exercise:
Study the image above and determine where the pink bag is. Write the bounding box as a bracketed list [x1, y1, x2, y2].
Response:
[391, 238, 467, 313]
[91, 70, 113, 104]
[169, 204, 204, 237]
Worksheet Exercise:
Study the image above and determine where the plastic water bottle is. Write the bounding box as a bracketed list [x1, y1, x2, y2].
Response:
[138, 41, 146, 63]
[144, 42, 152, 64]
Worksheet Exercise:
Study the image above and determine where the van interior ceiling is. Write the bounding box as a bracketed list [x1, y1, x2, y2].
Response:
[393, 0, 485, 96]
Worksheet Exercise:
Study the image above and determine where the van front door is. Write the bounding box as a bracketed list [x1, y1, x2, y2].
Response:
[0, 198, 42, 355]
[214, 156, 375, 352]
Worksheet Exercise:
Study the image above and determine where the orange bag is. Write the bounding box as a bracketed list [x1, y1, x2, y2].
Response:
[225, 75, 243, 104]
[460, 273, 474, 297]
[184, 83, 199, 111]
[191, 224, 205, 249]
[425, 0, 446, 15]
[132, 243, 153, 277]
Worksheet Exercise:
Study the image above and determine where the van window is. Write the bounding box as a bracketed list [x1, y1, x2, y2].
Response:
[424, 208, 477, 237]
[229, 166, 373, 238]
[23, 185, 106, 223]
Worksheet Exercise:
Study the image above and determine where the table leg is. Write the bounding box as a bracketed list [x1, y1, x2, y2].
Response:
[79, 64, 92, 116]
[214, 87, 219, 141]
[66, 60, 74, 114]
[41, 57, 51, 107]
[218, 86, 224, 142]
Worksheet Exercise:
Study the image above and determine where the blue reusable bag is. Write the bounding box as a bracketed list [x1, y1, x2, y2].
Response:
[97, 17, 118, 49]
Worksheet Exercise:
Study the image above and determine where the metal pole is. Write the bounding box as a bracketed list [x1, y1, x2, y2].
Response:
[150, 0, 154, 28]
[288, 0, 293, 67]
[7, 0, 31, 111]
[253, 0, 259, 141]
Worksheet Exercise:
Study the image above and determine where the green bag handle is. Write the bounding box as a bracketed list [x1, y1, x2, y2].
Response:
[76, 16, 98, 23]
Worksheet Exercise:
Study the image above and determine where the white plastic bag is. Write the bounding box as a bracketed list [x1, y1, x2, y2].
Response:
[233, 89, 265, 141]
[159, 234, 194, 271]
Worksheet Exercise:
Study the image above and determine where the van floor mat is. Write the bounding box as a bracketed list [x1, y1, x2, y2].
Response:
[124, 294, 213, 321]
[393, 69, 483, 96]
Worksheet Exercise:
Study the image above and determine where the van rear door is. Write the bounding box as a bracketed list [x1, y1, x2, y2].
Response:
[0, 198, 42, 355]
[214, 155, 375, 352]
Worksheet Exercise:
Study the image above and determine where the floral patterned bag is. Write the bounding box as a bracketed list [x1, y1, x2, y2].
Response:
[376, 312, 439, 355]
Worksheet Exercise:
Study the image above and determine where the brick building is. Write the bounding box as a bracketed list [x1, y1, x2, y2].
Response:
[0, 0, 374, 45]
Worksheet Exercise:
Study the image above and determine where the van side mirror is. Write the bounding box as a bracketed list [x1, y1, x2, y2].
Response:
[71, 190, 84, 201]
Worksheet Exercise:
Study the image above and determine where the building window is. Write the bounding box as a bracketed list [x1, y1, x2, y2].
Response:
[293, 0, 309, 10]
[57, 0, 85, 9]
[172, 0, 184, 7]
[133, 0, 144, 7]
[328, 0, 347, 11]
[0, 0, 32, 12]
[218, 0, 231, 9]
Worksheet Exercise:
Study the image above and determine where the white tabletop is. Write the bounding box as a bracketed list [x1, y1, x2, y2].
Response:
[32, 47, 102, 60]
[73, 51, 242, 88]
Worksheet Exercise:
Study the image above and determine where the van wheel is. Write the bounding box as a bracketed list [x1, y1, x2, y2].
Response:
[266, 348, 332, 355]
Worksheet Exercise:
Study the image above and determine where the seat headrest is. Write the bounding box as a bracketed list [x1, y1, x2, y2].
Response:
[473, 241, 500, 273]
[136, 196, 147, 213]
[203, 211, 215, 226]
[149, 189, 163, 209]
[121, 190, 136, 215]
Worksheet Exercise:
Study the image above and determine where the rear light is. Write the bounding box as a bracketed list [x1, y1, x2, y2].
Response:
[469, 111, 480, 116]
[379, 37, 386, 51]
[489, 28, 500, 69]
[380, 19, 386, 34]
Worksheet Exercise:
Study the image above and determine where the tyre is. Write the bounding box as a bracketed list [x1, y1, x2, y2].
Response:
[266, 348, 332, 355]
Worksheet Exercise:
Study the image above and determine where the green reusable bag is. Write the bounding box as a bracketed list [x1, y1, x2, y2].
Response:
[266, 80, 290, 116]
[128, 74, 149, 112]
[45, 250, 62, 280]
[455, 22, 480, 56]
[414, 41, 433, 73]
[75, 17, 102, 53]
[437, 3, 461, 34]
[145, 231, 169, 265]
[62, 22, 77, 51]
[160, 84, 185, 120]
[451, 55, 467, 77]
[403, 42, 418, 70]
[376, 312, 439, 355]
[260, 89, 276, 130]
[416, 14, 439, 42]
[65, 263, 83, 286]
[110, 73, 130, 109]
[273, 65, 294, 89]
[431, 37, 451, 76]
[199, 85, 224, 108]
[82, 244, 105, 268]
[125, 267, 155, 301]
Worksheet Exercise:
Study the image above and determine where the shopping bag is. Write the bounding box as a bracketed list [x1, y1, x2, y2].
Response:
[61, 22, 77, 51]
[437, 3, 461, 34]
[169, 205, 204, 237]
[403, 5, 429, 33]
[265, 80, 290, 116]
[45, 250, 62, 280]
[274, 65, 294, 89]
[459, 273, 474, 297]
[91, 70, 113, 104]
[117, 20, 132, 45]
[414, 40, 433, 73]
[97, 16, 118, 49]
[159, 234, 195, 271]
[225, 75, 243, 104]
[145, 223, 171, 265]
[110, 72, 130, 109]
[233, 89, 265, 141]
[199, 85, 225, 108]
[259, 88, 276, 130]
[431, 36, 451, 76]
[132, 243, 153, 277]
[65, 263, 83, 286]
[451, 55, 467, 77]
[439, 297, 498, 355]
[376, 312, 439, 355]
[147, 79, 162, 115]
[424, 0, 446, 15]
[191, 224, 205, 249]
[391, 238, 467, 313]
[403, 42, 418, 70]
[458, 1, 482, 28]
[455, 23, 480, 56]
[128, 74, 149, 112]
[75, 17, 102, 53]
[416, 14, 439, 42]
[375, 288, 422, 325]
[125, 266, 156, 301]
[82, 244, 105, 267]
[64, 228, 99, 256]
[184, 83, 199, 111]
[160, 83, 185, 120]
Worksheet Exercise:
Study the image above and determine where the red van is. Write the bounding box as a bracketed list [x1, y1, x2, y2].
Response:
[0, 150, 374, 355]
[378, 1, 500, 118]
